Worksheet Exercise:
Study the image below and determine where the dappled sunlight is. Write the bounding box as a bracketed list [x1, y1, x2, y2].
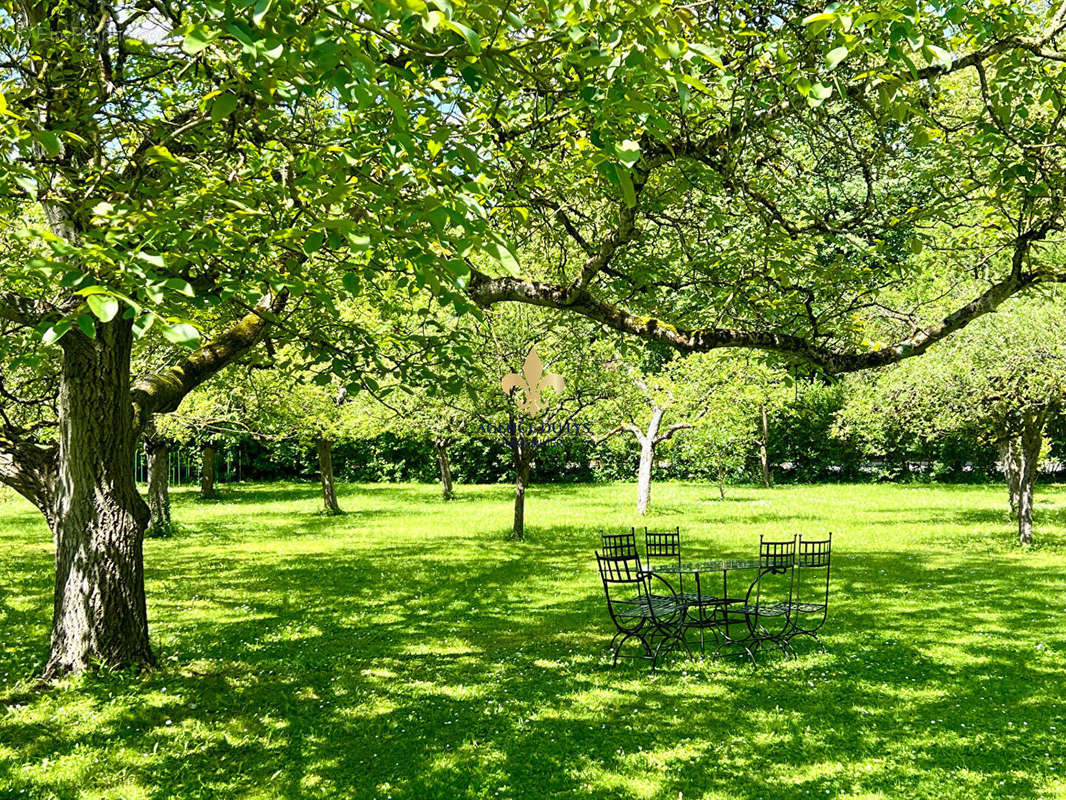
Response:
[2, 481, 1066, 798]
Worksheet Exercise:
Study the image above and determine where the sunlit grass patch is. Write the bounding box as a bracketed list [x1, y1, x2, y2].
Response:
[1, 481, 1066, 799]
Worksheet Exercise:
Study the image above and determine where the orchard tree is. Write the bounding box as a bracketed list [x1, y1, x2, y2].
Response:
[444, 308, 609, 539]
[593, 350, 708, 515]
[838, 298, 1066, 545]
[370, 392, 469, 501]
[464, 3, 1066, 372]
[2, 0, 626, 676]
[245, 369, 363, 516]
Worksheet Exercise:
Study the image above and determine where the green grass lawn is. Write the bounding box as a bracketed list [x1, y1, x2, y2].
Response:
[2, 481, 1066, 800]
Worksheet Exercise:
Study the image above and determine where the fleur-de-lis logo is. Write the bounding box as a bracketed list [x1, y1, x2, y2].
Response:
[502, 347, 565, 416]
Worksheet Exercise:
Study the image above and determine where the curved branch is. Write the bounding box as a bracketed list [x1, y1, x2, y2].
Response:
[0, 429, 57, 514]
[467, 264, 1049, 373]
[130, 291, 288, 430]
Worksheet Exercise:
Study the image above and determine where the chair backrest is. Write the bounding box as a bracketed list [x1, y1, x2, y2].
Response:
[759, 535, 796, 574]
[643, 526, 681, 561]
[601, 531, 638, 558]
[752, 534, 796, 609]
[643, 526, 682, 586]
[798, 533, 831, 568]
[795, 533, 832, 609]
[596, 551, 651, 613]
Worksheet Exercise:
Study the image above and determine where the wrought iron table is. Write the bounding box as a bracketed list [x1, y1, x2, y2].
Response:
[647, 560, 766, 661]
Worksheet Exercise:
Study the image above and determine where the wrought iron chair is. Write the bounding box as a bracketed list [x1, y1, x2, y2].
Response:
[595, 551, 691, 668]
[785, 533, 832, 650]
[738, 535, 797, 659]
[643, 526, 725, 653]
[600, 531, 638, 558]
[642, 526, 683, 598]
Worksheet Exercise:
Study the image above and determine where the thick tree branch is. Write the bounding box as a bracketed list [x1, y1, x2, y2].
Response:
[0, 291, 78, 327]
[467, 258, 1052, 374]
[0, 428, 57, 513]
[130, 291, 288, 430]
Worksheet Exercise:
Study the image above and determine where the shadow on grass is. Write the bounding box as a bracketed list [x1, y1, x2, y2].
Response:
[3, 484, 1066, 799]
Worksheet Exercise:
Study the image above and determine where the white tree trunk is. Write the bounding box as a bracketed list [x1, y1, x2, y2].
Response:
[636, 408, 663, 516]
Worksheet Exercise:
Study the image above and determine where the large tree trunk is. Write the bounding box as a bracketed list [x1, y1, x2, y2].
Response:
[434, 437, 454, 500]
[636, 408, 663, 516]
[199, 442, 217, 498]
[145, 440, 171, 536]
[44, 319, 154, 678]
[759, 403, 772, 488]
[317, 438, 342, 515]
[1017, 413, 1043, 546]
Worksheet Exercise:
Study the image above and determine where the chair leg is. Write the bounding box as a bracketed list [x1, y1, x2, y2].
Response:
[788, 630, 826, 652]
[611, 631, 655, 666]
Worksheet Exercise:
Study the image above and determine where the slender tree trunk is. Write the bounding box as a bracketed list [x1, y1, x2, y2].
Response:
[717, 471, 726, 500]
[511, 454, 528, 541]
[998, 437, 1022, 519]
[145, 440, 171, 536]
[759, 403, 772, 488]
[1017, 413, 1043, 546]
[434, 438, 454, 500]
[636, 408, 663, 516]
[317, 438, 342, 515]
[44, 319, 154, 678]
[636, 436, 655, 516]
[199, 443, 217, 499]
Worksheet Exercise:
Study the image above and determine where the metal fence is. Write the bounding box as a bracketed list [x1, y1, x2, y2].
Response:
[133, 446, 245, 485]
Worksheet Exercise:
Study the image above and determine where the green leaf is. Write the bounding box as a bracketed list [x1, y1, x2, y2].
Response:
[38, 130, 61, 157]
[486, 241, 519, 274]
[164, 278, 195, 296]
[144, 145, 177, 165]
[342, 272, 361, 293]
[617, 168, 637, 208]
[76, 314, 96, 339]
[133, 313, 155, 338]
[14, 175, 36, 198]
[162, 323, 201, 348]
[303, 232, 324, 254]
[136, 251, 165, 268]
[443, 20, 481, 53]
[182, 25, 216, 55]
[811, 82, 833, 100]
[802, 11, 835, 26]
[688, 42, 723, 68]
[86, 294, 120, 323]
[826, 46, 849, 69]
[210, 92, 238, 123]
[252, 0, 274, 26]
[42, 320, 71, 345]
[614, 140, 641, 168]
[926, 45, 952, 68]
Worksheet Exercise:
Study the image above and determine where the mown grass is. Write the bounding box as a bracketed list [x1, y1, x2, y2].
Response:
[2, 481, 1066, 800]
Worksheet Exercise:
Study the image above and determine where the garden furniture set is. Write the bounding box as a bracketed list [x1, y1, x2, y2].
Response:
[595, 528, 832, 668]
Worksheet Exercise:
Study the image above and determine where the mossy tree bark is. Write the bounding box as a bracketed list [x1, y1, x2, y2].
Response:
[199, 443, 218, 499]
[43, 318, 154, 678]
[145, 440, 171, 536]
[317, 437, 342, 515]
[434, 437, 454, 501]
